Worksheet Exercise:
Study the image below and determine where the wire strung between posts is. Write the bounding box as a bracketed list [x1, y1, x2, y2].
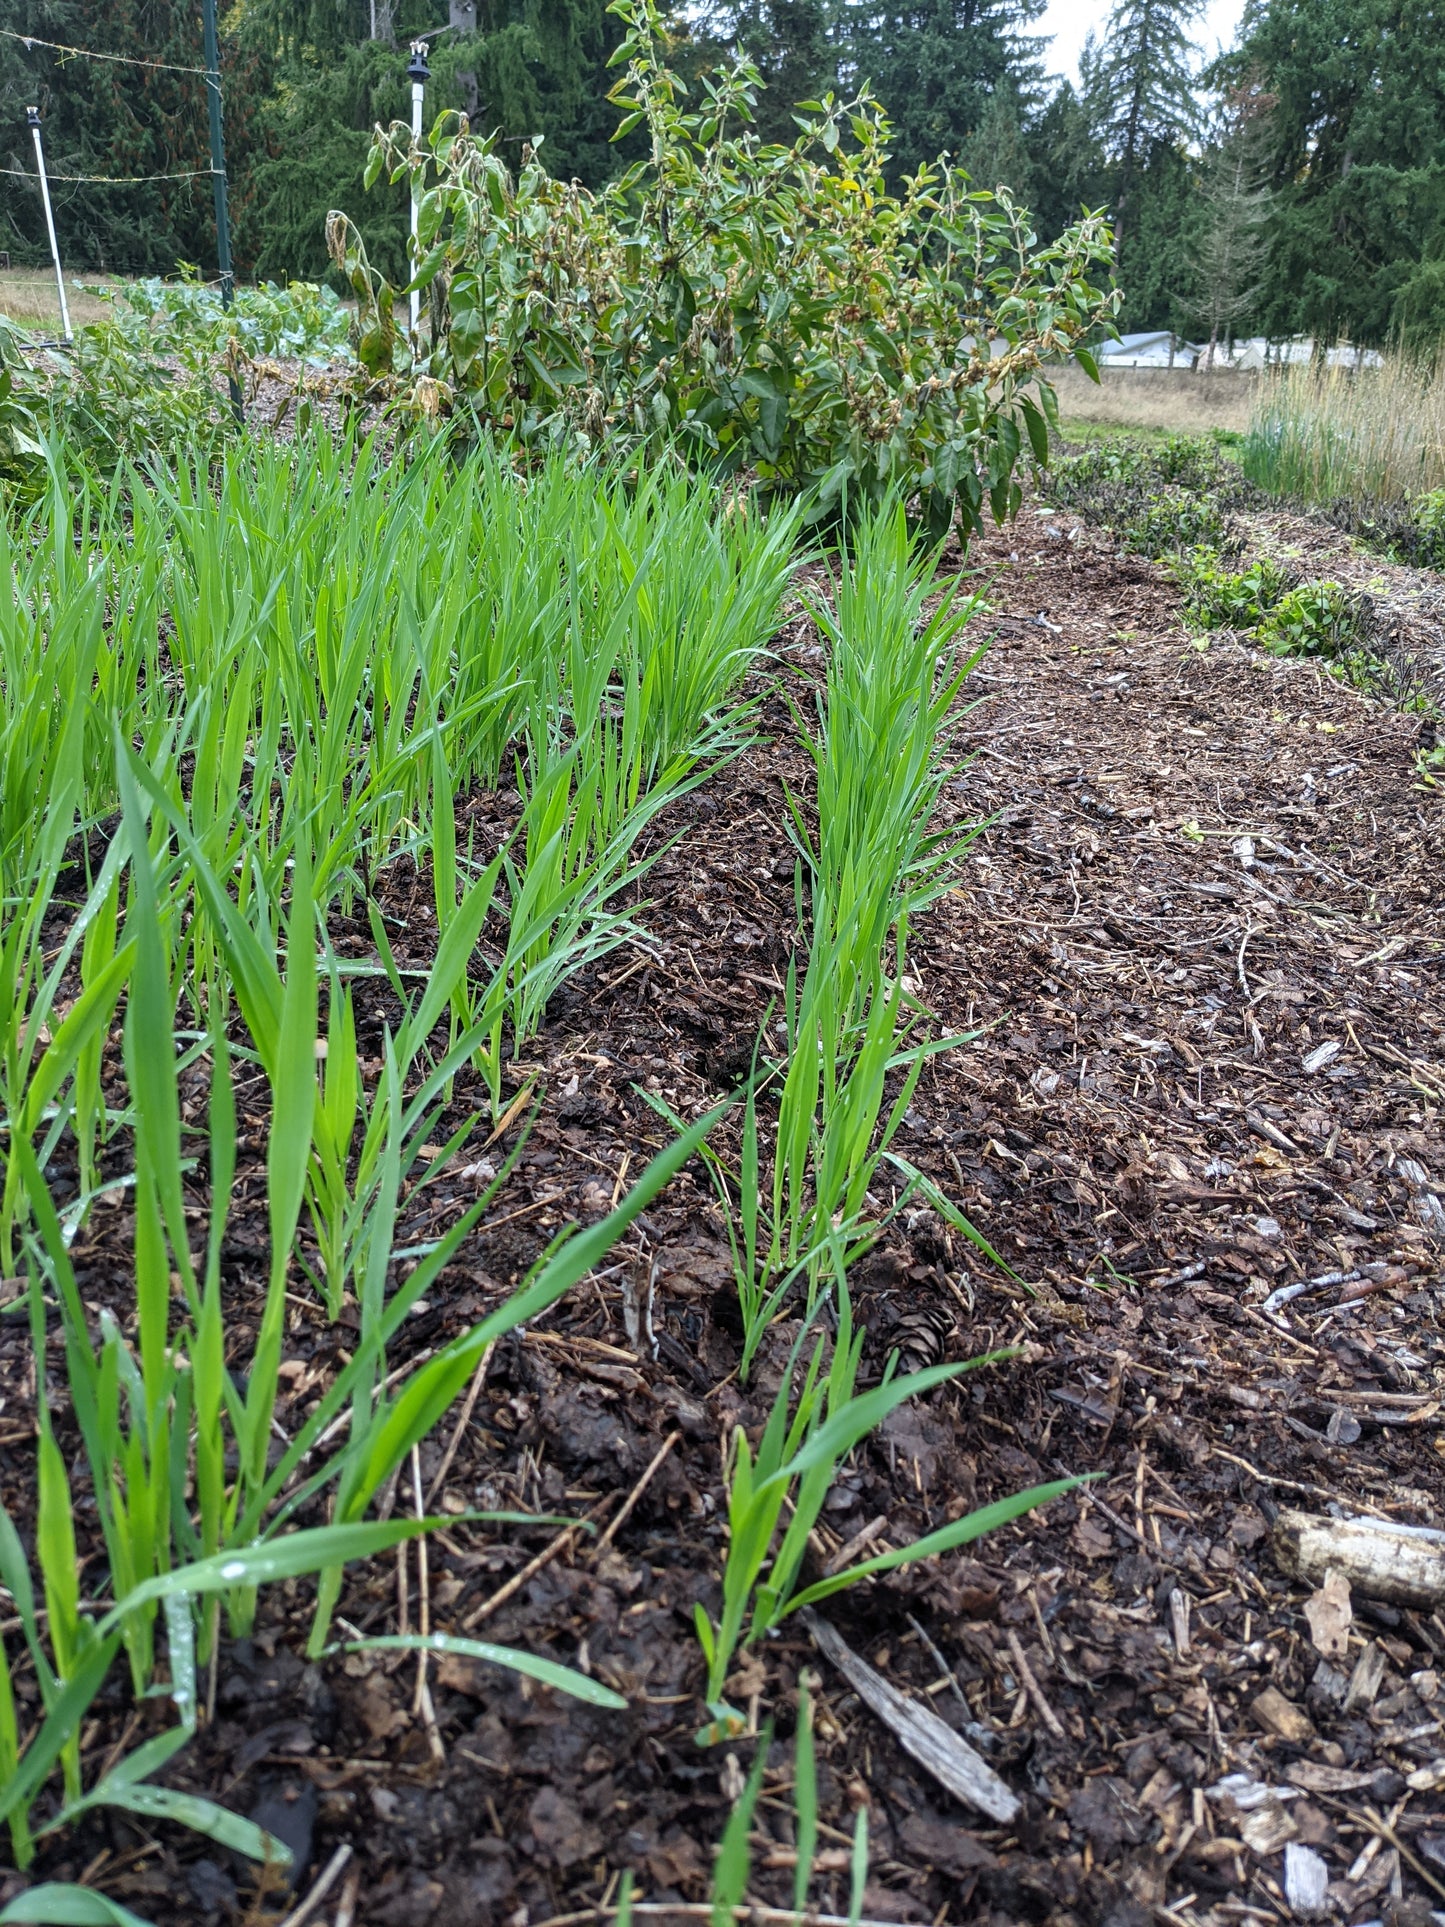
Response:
[0, 165, 218, 185]
[0, 27, 212, 77]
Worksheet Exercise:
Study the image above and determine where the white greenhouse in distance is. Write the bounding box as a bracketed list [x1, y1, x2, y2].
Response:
[1216, 336, 1384, 372]
[1093, 331, 1200, 368]
[1085, 333, 1385, 373]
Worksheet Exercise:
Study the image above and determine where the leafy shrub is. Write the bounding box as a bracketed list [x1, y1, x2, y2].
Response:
[0, 319, 44, 471]
[1406, 486, 1445, 565]
[327, 0, 1117, 535]
[1117, 492, 1226, 558]
[1178, 550, 1289, 629]
[1176, 545, 1364, 664]
[1259, 578, 1362, 658]
[0, 272, 352, 487]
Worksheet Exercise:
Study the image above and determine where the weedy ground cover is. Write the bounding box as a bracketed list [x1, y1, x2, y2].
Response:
[0, 425, 1075, 1918]
[1040, 432, 1255, 558]
[1, 429, 785, 1885]
[661, 504, 1009, 1376]
[1173, 549, 1381, 687]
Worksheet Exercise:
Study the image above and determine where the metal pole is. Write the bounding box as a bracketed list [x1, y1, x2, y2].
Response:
[26, 108, 71, 343]
[201, 0, 243, 421]
[407, 40, 430, 347]
[200, 0, 234, 309]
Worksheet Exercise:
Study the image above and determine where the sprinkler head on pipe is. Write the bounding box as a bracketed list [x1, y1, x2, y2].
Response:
[407, 41, 431, 83]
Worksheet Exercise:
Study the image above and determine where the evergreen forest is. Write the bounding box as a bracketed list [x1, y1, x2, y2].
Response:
[3, 0, 1445, 353]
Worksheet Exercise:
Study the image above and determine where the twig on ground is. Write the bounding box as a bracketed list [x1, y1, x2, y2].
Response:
[592, 1431, 681, 1558]
[462, 1499, 610, 1630]
[804, 1608, 1020, 1824]
[1353, 1804, 1445, 1903]
[527, 1905, 922, 1927]
[1004, 1626, 1066, 1740]
[275, 1844, 352, 1927]
[332, 1867, 361, 1927]
[1210, 1447, 1393, 1519]
[410, 1444, 443, 1763]
[905, 1611, 969, 1710]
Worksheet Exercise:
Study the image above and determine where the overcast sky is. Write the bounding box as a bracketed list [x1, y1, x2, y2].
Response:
[1038, 0, 1247, 85]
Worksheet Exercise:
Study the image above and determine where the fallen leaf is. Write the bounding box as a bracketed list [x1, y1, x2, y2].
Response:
[1067, 1776, 1150, 1850]
[896, 1812, 1000, 1877]
[1072, 1515, 1115, 1560]
[1304, 1566, 1352, 1661]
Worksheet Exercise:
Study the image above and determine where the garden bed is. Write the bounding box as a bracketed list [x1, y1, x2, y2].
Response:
[3, 501, 1442, 1927]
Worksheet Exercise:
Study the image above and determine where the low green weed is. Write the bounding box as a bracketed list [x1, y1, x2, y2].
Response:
[1121, 494, 1225, 558]
[1043, 433, 1253, 558]
[1414, 739, 1445, 788]
[1177, 550, 1288, 630]
[651, 503, 989, 1376]
[1259, 578, 1361, 658]
[1173, 545, 1383, 691]
[5, 995, 720, 1860]
[1402, 487, 1445, 567]
[0, 318, 44, 475]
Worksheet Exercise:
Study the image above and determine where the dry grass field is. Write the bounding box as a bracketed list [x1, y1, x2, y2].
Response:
[0, 267, 125, 330]
[1050, 360, 1256, 435]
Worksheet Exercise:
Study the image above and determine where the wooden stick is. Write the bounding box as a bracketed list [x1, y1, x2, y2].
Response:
[461, 1504, 606, 1631]
[1354, 1804, 1445, 1903]
[593, 1431, 680, 1558]
[803, 1608, 1020, 1824]
[1004, 1627, 1066, 1741]
[526, 1904, 919, 1927]
[275, 1844, 352, 1927]
[1274, 1509, 1445, 1609]
[1210, 1448, 1394, 1520]
[332, 1867, 361, 1927]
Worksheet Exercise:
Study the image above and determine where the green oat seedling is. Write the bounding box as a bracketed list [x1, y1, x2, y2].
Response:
[693, 1268, 1079, 1729]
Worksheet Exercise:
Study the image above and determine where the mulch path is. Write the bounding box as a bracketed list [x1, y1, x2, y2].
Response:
[2, 502, 1443, 1927]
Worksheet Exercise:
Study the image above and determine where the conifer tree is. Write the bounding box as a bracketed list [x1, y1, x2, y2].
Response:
[1221, 0, 1445, 348]
[1028, 76, 1105, 241]
[1187, 83, 1273, 362]
[0, 0, 271, 274]
[958, 76, 1034, 204]
[834, 0, 1047, 182]
[1087, 0, 1201, 264]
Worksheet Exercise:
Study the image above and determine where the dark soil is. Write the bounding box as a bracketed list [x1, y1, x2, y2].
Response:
[2, 503, 1443, 1927]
